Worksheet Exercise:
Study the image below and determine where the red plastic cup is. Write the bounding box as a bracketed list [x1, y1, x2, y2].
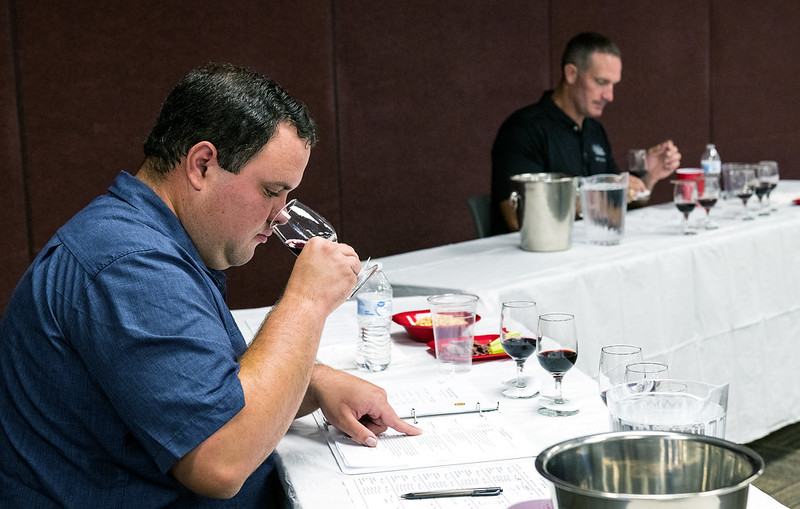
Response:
[677, 168, 705, 195]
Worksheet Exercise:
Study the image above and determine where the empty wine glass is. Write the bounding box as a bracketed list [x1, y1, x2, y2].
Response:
[758, 160, 780, 213]
[536, 313, 579, 417]
[698, 175, 721, 229]
[672, 180, 698, 235]
[270, 199, 378, 298]
[598, 344, 643, 406]
[729, 166, 757, 220]
[499, 301, 539, 399]
[625, 361, 670, 393]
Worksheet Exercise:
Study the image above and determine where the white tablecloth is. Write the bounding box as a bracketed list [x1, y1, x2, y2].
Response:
[374, 182, 800, 444]
[233, 294, 788, 509]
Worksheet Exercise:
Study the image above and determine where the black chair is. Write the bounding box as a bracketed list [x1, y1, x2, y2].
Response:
[467, 194, 492, 238]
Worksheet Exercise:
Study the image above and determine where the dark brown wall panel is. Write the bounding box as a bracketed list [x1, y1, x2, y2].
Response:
[334, 1, 550, 257]
[549, 1, 711, 205]
[710, 0, 800, 179]
[0, 0, 28, 313]
[13, 1, 336, 309]
[4, 1, 800, 313]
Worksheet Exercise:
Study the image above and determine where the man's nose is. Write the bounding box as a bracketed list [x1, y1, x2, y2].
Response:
[603, 85, 615, 103]
[268, 198, 290, 227]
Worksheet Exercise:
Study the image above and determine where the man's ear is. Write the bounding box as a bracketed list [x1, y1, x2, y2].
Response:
[185, 141, 218, 190]
[564, 63, 579, 85]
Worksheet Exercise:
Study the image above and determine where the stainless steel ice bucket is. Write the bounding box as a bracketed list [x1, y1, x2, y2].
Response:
[535, 431, 764, 509]
[509, 173, 576, 252]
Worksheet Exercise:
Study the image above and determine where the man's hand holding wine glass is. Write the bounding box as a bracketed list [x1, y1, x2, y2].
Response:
[282, 236, 361, 313]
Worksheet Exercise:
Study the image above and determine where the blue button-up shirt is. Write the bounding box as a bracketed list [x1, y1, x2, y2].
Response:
[0, 171, 275, 507]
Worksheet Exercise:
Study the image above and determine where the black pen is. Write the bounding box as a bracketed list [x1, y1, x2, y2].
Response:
[400, 487, 503, 500]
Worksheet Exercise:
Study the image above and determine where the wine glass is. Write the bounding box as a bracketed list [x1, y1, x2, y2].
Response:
[698, 175, 721, 230]
[758, 161, 780, 213]
[625, 361, 670, 393]
[672, 180, 698, 235]
[729, 166, 757, 220]
[754, 164, 773, 216]
[598, 344, 643, 406]
[270, 199, 378, 298]
[499, 301, 539, 399]
[536, 313, 579, 417]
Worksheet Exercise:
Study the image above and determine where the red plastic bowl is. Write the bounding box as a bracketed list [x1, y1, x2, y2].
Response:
[392, 309, 482, 343]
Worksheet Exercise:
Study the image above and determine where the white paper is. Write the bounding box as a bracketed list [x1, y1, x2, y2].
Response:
[387, 380, 499, 419]
[316, 409, 538, 475]
[329, 459, 552, 508]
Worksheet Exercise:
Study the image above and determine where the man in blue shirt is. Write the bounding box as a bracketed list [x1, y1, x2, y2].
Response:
[0, 63, 420, 507]
[491, 32, 682, 235]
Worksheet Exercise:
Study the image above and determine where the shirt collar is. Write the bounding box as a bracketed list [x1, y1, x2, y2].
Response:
[540, 90, 584, 132]
[107, 171, 228, 296]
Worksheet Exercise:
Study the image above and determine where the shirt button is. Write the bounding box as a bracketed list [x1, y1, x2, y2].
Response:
[573, 126, 579, 131]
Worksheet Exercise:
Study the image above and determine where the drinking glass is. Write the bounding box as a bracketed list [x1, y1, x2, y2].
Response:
[672, 180, 697, 235]
[625, 361, 670, 392]
[721, 162, 744, 201]
[598, 344, 643, 406]
[758, 160, 780, 213]
[729, 166, 757, 220]
[536, 313, 579, 417]
[698, 175, 721, 229]
[499, 301, 539, 399]
[270, 199, 378, 298]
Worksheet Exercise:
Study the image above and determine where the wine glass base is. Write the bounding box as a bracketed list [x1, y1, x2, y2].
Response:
[503, 375, 534, 387]
[704, 222, 719, 230]
[538, 396, 579, 417]
[538, 406, 579, 417]
[501, 380, 540, 399]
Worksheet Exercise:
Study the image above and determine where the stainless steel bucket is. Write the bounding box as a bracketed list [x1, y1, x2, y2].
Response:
[535, 431, 764, 508]
[509, 173, 576, 252]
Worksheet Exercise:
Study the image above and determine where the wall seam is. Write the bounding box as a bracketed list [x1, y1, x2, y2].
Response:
[329, 0, 345, 234]
[7, 0, 34, 261]
[708, 0, 714, 143]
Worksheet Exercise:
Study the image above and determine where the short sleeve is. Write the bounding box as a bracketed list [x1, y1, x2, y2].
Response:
[69, 248, 246, 473]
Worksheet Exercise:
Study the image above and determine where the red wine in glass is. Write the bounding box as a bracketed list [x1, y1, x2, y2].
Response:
[736, 191, 753, 205]
[270, 199, 378, 298]
[500, 301, 539, 399]
[755, 183, 769, 200]
[285, 239, 307, 256]
[501, 336, 537, 359]
[698, 198, 717, 212]
[537, 348, 578, 374]
[536, 312, 579, 416]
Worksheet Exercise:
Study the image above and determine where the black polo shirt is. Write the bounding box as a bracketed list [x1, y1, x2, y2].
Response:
[489, 90, 620, 235]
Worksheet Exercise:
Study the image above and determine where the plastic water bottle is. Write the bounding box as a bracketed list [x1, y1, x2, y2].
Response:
[356, 268, 392, 372]
[701, 144, 721, 175]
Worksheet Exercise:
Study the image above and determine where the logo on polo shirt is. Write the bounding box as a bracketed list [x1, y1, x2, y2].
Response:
[591, 144, 607, 163]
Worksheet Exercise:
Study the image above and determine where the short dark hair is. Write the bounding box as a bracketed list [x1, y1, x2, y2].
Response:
[143, 63, 317, 175]
[561, 32, 621, 73]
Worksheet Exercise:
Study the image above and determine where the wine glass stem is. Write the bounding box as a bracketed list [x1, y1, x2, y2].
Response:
[515, 361, 526, 388]
[553, 375, 564, 404]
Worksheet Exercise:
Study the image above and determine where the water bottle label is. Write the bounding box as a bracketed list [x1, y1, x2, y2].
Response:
[702, 160, 721, 174]
[358, 297, 392, 317]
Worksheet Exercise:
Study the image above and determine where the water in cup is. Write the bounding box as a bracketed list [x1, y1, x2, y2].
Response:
[580, 173, 628, 245]
[606, 380, 729, 439]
